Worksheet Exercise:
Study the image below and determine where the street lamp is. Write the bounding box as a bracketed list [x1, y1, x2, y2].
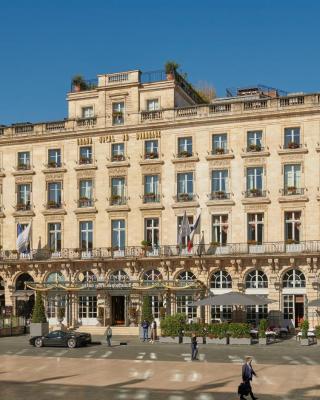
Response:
[274, 280, 281, 327]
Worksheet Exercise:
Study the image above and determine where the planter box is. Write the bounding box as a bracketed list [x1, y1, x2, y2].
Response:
[183, 336, 205, 344]
[206, 337, 228, 345]
[300, 338, 316, 346]
[159, 336, 181, 344]
[258, 337, 268, 345]
[30, 322, 49, 337]
[229, 337, 252, 345]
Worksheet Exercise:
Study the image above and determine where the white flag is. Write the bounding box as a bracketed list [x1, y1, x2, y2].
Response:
[16, 223, 31, 253]
[178, 211, 191, 245]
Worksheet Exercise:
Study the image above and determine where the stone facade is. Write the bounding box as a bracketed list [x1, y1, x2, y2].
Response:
[0, 70, 319, 329]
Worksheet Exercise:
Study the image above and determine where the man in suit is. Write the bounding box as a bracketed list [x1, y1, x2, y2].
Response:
[240, 356, 258, 400]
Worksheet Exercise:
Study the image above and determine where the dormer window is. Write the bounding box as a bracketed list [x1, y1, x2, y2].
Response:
[82, 106, 94, 118]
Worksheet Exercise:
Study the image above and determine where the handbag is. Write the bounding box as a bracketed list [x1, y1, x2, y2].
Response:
[238, 382, 250, 396]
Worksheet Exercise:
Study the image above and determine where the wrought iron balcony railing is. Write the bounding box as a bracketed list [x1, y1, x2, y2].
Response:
[144, 152, 159, 160]
[46, 161, 62, 168]
[46, 201, 62, 209]
[143, 193, 161, 203]
[281, 187, 305, 196]
[209, 192, 231, 200]
[175, 193, 197, 202]
[17, 162, 31, 170]
[78, 198, 94, 208]
[246, 145, 264, 152]
[79, 157, 93, 165]
[283, 142, 302, 150]
[245, 189, 266, 198]
[211, 148, 229, 155]
[15, 203, 31, 211]
[110, 195, 127, 206]
[111, 154, 126, 162]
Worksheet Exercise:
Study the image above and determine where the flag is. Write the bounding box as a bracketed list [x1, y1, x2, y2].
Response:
[178, 211, 191, 246]
[188, 213, 201, 251]
[16, 223, 31, 253]
[197, 231, 206, 256]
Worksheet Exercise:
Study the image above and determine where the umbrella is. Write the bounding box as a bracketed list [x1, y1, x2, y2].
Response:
[308, 299, 320, 307]
[192, 291, 275, 306]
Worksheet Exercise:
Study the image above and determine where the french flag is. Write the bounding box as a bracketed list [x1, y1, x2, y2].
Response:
[187, 213, 201, 251]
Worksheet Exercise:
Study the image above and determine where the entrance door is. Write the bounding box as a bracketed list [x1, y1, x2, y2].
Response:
[112, 296, 125, 325]
[79, 295, 98, 326]
[295, 295, 304, 327]
[283, 294, 304, 328]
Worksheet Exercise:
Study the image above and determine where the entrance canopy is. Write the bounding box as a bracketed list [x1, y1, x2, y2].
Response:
[192, 291, 275, 306]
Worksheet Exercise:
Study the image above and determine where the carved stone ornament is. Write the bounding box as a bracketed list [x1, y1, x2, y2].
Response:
[108, 168, 128, 176]
[209, 160, 230, 168]
[244, 157, 266, 165]
[141, 165, 161, 174]
[76, 170, 96, 179]
[15, 176, 33, 183]
[244, 204, 268, 211]
[175, 162, 196, 171]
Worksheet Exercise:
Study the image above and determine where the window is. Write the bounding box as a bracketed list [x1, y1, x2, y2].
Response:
[212, 134, 227, 154]
[79, 221, 93, 251]
[144, 175, 159, 203]
[46, 271, 65, 283]
[48, 149, 61, 168]
[145, 140, 159, 159]
[78, 271, 97, 284]
[17, 184, 31, 210]
[17, 151, 30, 170]
[47, 182, 62, 207]
[143, 269, 162, 283]
[82, 106, 94, 118]
[247, 130, 263, 151]
[48, 223, 61, 252]
[16, 224, 31, 252]
[211, 306, 232, 322]
[245, 270, 268, 288]
[111, 177, 125, 205]
[211, 270, 232, 289]
[284, 127, 300, 148]
[177, 172, 193, 201]
[247, 167, 263, 192]
[247, 213, 264, 244]
[284, 164, 301, 194]
[79, 179, 93, 207]
[212, 215, 228, 245]
[79, 146, 92, 164]
[177, 270, 196, 283]
[79, 296, 97, 318]
[177, 295, 197, 320]
[109, 269, 129, 282]
[285, 211, 301, 243]
[112, 102, 124, 125]
[177, 215, 194, 245]
[283, 295, 294, 320]
[282, 269, 305, 288]
[246, 305, 268, 325]
[111, 143, 125, 161]
[111, 219, 125, 249]
[212, 170, 228, 195]
[178, 137, 192, 157]
[145, 218, 159, 247]
[147, 99, 159, 111]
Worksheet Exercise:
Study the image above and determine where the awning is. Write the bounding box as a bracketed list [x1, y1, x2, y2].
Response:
[191, 291, 275, 306]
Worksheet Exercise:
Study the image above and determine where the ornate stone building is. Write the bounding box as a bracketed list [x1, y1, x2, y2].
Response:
[0, 69, 319, 329]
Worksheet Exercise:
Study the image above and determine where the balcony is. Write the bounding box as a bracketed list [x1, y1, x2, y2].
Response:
[279, 187, 308, 203]
[246, 145, 264, 153]
[76, 117, 97, 127]
[17, 162, 31, 171]
[281, 187, 304, 196]
[244, 100, 268, 110]
[209, 103, 231, 113]
[283, 142, 302, 150]
[46, 161, 62, 169]
[245, 189, 266, 198]
[209, 192, 230, 200]
[206, 148, 234, 161]
[15, 203, 31, 211]
[70, 78, 98, 93]
[141, 111, 163, 122]
[175, 193, 197, 202]
[279, 96, 304, 107]
[78, 198, 94, 208]
[144, 152, 159, 160]
[142, 193, 161, 203]
[79, 157, 92, 165]
[45, 121, 66, 132]
[110, 195, 127, 206]
[111, 154, 126, 162]
[172, 152, 199, 163]
[46, 201, 62, 209]
[13, 123, 34, 134]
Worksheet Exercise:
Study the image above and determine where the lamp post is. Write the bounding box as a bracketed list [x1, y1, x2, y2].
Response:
[312, 277, 319, 327]
[274, 280, 281, 327]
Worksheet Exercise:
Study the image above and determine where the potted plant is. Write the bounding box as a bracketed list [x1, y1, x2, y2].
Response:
[30, 292, 49, 337]
[258, 319, 268, 345]
[300, 319, 310, 346]
[159, 313, 185, 343]
[249, 188, 260, 196]
[249, 143, 261, 152]
[48, 161, 58, 168]
[206, 322, 229, 344]
[247, 240, 257, 245]
[288, 141, 299, 149]
[165, 61, 179, 80]
[112, 154, 124, 162]
[111, 194, 121, 204]
[286, 186, 297, 195]
[215, 191, 226, 199]
[178, 150, 191, 158]
[178, 193, 190, 201]
[228, 323, 252, 345]
[72, 75, 87, 92]
[215, 147, 225, 155]
[47, 200, 59, 209]
[145, 152, 158, 159]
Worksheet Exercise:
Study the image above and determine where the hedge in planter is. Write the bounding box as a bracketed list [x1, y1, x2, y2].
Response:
[30, 292, 49, 337]
[258, 319, 268, 345]
[228, 323, 252, 345]
[206, 323, 229, 344]
[183, 322, 206, 343]
[160, 313, 185, 342]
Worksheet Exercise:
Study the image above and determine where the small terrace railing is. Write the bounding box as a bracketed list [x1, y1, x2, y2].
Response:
[175, 193, 197, 202]
[141, 111, 163, 121]
[109, 195, 127, 206]
[209, 103, 231, 113]
[46, 201, 62, 209]
[15, 203, 31, 211]
[142, 193, 161, 203]
[279, 96, 304, 107]
[78, 198, 94, 208]
[246, 145, 265, 152]
[209, 192, 231, 200]
[281, 187, 305, 196]
[45, 121, 66, 131]
[245, 189, 266, 198]
[79, 157, 93, 165]
[144, 152, 159, 160]
[244, 100, 268, 110]
[17, 162, 31, 170]
[111, 154, 126, 162]
[76, 117, 97, 127]
[211, 148, 229, 155]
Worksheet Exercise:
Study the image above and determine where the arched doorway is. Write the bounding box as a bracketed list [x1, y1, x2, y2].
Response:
[77, 270, 98, 326]
[15, 273, 34, 319]
[109, 270, 129, 325]
[282, 268, 306, 328]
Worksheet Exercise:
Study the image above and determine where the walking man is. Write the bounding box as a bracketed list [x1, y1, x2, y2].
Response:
[191, 332, 198, 360]
[240, 356, 258, 400]
[141, 319, 149, 342]
[105, 325, 112, 347]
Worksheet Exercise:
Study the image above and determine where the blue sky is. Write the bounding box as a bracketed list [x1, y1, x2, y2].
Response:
[1, 0, 319, 124]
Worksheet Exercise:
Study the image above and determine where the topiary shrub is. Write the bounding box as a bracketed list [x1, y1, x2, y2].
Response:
[228, 323, 251, 338]
[315, 325, 320, 338]
[300, 319, 309, 339]
[31, 292, 47, 323]
[160, 313, 186, 337]
[141, 296, 153, 323]
[258, 319, 268, 338]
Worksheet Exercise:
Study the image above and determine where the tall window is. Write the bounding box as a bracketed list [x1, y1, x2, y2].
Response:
[79, 296, 97, 318]
[17, 151, 30, 169]
[177, 172, 193, 200]
[247, 213, 264, 244]
[282, 269, 305, 288]
[211, 306, 232, 322]
[284, 127, 300, 148]
[285, 211, 301, 242]
[82, 106, 94, 118]
[178, 137, 192, 156]
[80, 221, 93, 251]
[212, 215, 228, 245]
[212, 170, 228, 193]
[143, 269, 162, 284]
[245, 270, 268, 288]
[79, 146, 92, 164]
[145, 218, 159, 247]
[112, 102, 124, 125]
[17, 184, 31, 209]
[111, 219, 125, 249]
[176, 295, 197, 319]
[111, 177, 125, 204]
[212, 134, 227, 154]
[48, 149, 61, 167]
[284, 164, 301, 192]
[210, 270, 232, 288]
[145, 140, 159, 158]
[147, 99, 159, 111]
[247, 130, 262, 151]
[247, 167, 263, 191]
[79, 179, 93, 207]
[47, 182, 62, 206]
[144, 175, 159, 202]
[48, 223, 61, 252]
[111, 143, 125, 161]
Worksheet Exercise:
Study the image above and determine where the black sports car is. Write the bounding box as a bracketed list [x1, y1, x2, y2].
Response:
[29, 330, 92, 348]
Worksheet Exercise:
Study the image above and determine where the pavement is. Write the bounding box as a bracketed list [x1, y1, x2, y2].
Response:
[0, 335, 319, 399]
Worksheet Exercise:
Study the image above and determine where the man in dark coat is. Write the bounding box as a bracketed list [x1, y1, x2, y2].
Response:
[141, 319, 149, 342]
[240, 356, 258, 400]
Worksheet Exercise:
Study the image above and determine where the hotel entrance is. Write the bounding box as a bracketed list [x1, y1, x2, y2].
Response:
[283, 294, 305, 328]
[112, 296, 125, 325]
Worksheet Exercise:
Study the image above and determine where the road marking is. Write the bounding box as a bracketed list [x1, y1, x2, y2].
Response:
[136, 352, 146, 359]
[199, 353, 206, 361]
[150, 352, 157, 360]
[101, 351, 112, 358]
[261, 375, 274, 385]
[55, 350, 68, 356]
[282, 355, 299, 365]
[196, 394, 215, 400]
[181, 353, 192, 362]
[35, 365, 47, 372]
[189, 371, 202, 382]
[228, 355, 243, 364]
[84, 350, 97, 358]
[301, 356, 317, 365]
[170, 370, 184, 382]
[15, 349, 27, 355]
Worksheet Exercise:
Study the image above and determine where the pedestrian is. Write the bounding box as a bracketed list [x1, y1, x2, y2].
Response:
[240, 356, 258, 400]
[141, 319, 149, 342]
[150, 319, 157, 343]
[191, 332, 198, 360]
[105, 325, 112, 347]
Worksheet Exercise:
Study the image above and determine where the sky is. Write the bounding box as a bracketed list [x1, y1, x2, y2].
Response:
[1, 0, 320, 125]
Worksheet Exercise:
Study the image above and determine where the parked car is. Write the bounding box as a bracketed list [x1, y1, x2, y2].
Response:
[29, 330, 92, 349]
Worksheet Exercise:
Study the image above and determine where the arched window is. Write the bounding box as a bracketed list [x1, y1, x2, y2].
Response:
[177, 271, 197, 281]
[78, 270, 97, 283]
[143, 269, 162, 282]
[245, 270, 268, 289]
[109, 270, 129, 282]
[282, 269, 306, 288]
[15, 273, 34, 290]
[210, 271, 232, 289]
[46, 272, 65, 284]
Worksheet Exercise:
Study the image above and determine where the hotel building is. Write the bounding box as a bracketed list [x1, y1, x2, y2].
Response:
[0, 69, 320, 329]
